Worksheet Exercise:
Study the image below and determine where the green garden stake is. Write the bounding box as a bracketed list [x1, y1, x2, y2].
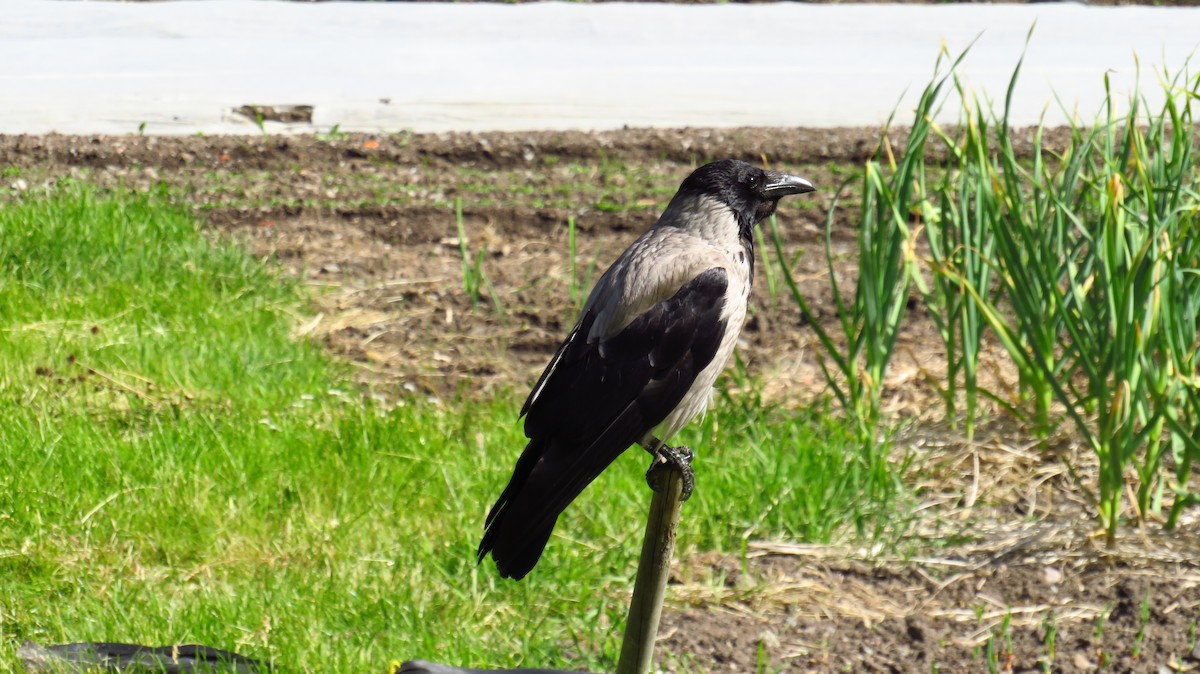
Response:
[615, 456, 686, 674]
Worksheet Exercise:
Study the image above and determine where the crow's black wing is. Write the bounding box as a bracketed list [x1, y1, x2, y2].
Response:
[479, 266, 729, 579]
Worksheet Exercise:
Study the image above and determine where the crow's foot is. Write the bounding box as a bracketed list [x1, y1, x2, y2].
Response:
[645, 445, 694, 501]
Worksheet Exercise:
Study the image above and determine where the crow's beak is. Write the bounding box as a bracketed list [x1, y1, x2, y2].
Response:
[761, 171, 816, 199]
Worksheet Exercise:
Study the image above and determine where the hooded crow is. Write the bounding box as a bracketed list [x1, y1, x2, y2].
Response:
[478, 159, 816, 580]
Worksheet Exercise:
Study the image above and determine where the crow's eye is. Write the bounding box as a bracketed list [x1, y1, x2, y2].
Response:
[745, 173, 762, 190]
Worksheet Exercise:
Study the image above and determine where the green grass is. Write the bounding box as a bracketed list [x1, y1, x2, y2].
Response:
[0, 185, 905, 672]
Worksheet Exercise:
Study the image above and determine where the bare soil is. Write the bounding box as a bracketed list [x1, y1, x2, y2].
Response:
[3, 130, 1197, 673]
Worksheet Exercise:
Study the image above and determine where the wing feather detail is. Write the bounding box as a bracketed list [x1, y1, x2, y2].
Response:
[479, 266, 730, 579]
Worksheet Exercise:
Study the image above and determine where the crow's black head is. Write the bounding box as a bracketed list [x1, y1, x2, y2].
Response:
[676, 159, 816, 230]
